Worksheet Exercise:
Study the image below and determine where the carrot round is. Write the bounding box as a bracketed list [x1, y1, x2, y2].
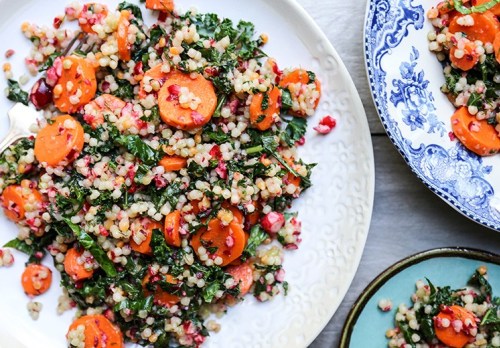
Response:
[54, 56, 97, 113]
[284, 172, 301, 188]
[145, 0, 174, 11]
[34, 115, 85, 166]
[64, 247, 94, 281]
[493, 32, 500, 64]
[159, 155, 187, 172]
[142, 273, 180, 307]
[226, 263, 253, 296]
[249, 86, 281, 131]
[78, 3, 108, 34]
[84, 94, 126, 129]
[21, 264, 52, 296]
[68, 314, 123, 348]
[1, 184, 43, 222]
[191, 218, 246, 266]
[221, 202, 244, 225]
[139, 63, 169, 99]
[279, 68, 322, 116]
[157, 70, 217, 130]
[164, 210, 181, 247]
[117, 10, 132, 62]
[451, 106, 500, 156]
[448, 11, 500, 44]
[434, 305, 477, 348]
[130, 219, 163, 255]
[450, 41, 479, 71]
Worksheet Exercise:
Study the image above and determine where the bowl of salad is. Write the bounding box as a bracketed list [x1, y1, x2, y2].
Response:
[0, 0, 373, 347]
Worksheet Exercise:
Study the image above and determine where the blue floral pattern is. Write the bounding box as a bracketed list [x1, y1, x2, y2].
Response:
[365, 0, 500, 229]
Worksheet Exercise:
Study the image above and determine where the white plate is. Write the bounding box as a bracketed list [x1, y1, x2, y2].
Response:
[365, 0, 500, 230]
[0, 0, 374, 347]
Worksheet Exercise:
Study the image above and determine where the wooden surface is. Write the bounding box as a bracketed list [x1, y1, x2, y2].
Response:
[295, 0, 500, 347]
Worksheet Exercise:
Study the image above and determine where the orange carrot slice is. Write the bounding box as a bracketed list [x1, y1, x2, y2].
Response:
[34, 115, 84, 166]
[493, 31, 500, 64]
[84, 94, 126, 129]
[159, 155, 187, 171]
[157, 70, 217, 130]
[191, 218, 246, 266]
[21, 264, 52, 296]
[68, 314, 123, 348]
[249, 86, 281, 131]
[450, 41, 479, 71]
[117, 10, 132, 62]
[451, 106, 500, 156]
[130, 219, 163, 255]
[145, 0, 174, 11]
[434, 305, 477, 348]
[1, 183, 43, 222]
[225, 263, 253, 296]
[78, 3, 108, 34]
[142, 273, 180, 307]
[139, 63, 169, 99]
[221, 202, 244, 225]
[164, 210, 181, 247]
[472, 0, 500, 16]
[279, 68, 322, 116]
[64, 247, 94, 281]
[449, 11, 500, 44]
[54, 56, 97, 113]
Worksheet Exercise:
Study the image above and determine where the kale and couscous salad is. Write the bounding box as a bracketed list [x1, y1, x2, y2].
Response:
[0, 0, 333, 346]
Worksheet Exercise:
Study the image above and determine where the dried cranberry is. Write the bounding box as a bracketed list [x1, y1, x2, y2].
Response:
[29, 78, 53, 110]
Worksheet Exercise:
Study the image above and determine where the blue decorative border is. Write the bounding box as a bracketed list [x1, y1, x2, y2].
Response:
[364, 0, 500, 229]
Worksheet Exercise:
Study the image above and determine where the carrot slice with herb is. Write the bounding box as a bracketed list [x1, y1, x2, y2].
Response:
[225, 262, 253, 296]
[130, 219, 163, 255]
[249, 86, 281, 131]
[449, 11, 500, 44]
[164, 210, 182, 247]
[53, 56, 97, 113]
[21, 264, 52, 296]
[1, 183, 43, 222]
[450, 41, 479, 71]
[472, 0, 500, 16]
[191, 218, 246, 266]
[78, 3, 108, 34]
[221, 202, 244, 225]
[159, 155, 188, 171]
[84, 94, 126, 129]
[139, 63, 169, 99]
[68, 314, 123, 348]
[157, 70, 217, 130]
[145, 0, 174, 11]
[142, 273, 180, 307]
[64, 247, 94, 281]
[34, 115, 85, 166]
[451, 106, 500, 156]
[279, 68, 322, 116]
[117, 10, 132, 62]
[434, 305, 477, 348]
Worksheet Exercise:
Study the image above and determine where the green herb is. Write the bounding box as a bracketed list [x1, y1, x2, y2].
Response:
[202, 282, 220, 302]
[454, 0, 500, 14]
[261, 92, 269, 110]
[242, 224, 267, 260]
[62, 218, 117, 277]
[117, 1, 143, 19]
[7, 79, 29, 105]
[280, 88, 293, 111]
[467, 92, 483, 108]
[115, 134, 159, 165]
[203, 124, 230, 144]
[141, 105, 160, 123]
[213, 94, 227, 118]
[282, 117, 307, 147]
[398, 322, 416, 348]
[112, 79, 134, 100]
[39, 52, 62, 72]
[307, 71, 316, 83]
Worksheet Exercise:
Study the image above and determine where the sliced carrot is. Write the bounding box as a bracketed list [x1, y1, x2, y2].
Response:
[279, 68, 322, 116]
[1, 183, 43, 222]
[164, 210, 181, 247]
[21, 264, 52, 296]
[451, 106, 500, 156]
[130, 219, 163, 255]
[191, 218, 246, 266]
[34, 115, 85, 166]
[117, 10, 132, 62]
[64, 247, 94, 281]
[449, 11, 500, 44]
[283, 172, 301, 188]
[434, 305, 477, 348]
[78, 3, 108, 34]
[142, 273, 180, 307]
[84, 94, 126, 129]
[54, 56, 97, 113]
[157, 70, 217, 130]
[145, 0, 174, 11]
[68, 314, 123, 348]
[159, 155, 188, 171]
[221, 202, 244, 225]
[494, 31, 500, 64]
[472, 0, 500, 16]
[225, 263, 253, 296]
[450, 41, 479, 71]
[139, 63, 169, 99]
[249, 86, 281, 131]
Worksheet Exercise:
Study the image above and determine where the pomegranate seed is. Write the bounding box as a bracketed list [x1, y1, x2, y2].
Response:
[30, 78, 53, 110]
[261, 212, 285, 234]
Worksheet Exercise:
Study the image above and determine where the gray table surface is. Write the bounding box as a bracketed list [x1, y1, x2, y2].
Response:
[296, 0, 500, 347]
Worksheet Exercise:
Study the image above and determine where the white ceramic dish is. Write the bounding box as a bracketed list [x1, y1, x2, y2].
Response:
[0, 0, 374, 347]
[365, 0, 500, 231]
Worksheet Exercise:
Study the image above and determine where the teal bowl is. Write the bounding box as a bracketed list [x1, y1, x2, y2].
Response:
[339, 247, 500, 347]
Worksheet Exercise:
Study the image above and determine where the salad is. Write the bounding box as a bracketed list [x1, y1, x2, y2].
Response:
[384, 266, 500, 348]
[0, 0, 328, 347]
[427, 0, 500, 156]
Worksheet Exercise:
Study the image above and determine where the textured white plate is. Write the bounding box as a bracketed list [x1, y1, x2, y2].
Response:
[0, 0, 374, 347]
[365, 0, 500, 231]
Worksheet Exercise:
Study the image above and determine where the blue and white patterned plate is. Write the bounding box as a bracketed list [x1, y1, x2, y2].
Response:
[365, 0, 500, 230]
